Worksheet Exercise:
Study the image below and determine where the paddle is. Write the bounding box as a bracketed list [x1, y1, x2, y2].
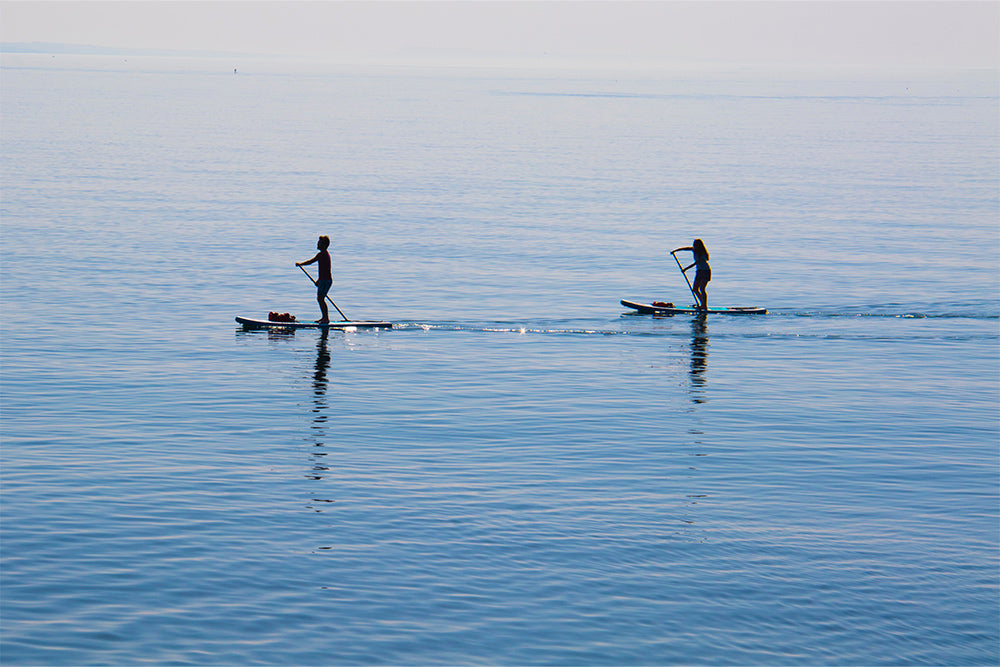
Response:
[671, 250, 700, 307]
[298, 264, 350, 322]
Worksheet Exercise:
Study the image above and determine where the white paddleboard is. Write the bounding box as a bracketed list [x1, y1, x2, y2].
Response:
[236, 316, 392, 329]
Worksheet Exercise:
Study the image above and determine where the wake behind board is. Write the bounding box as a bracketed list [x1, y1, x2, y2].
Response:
[236, 316, 392, 329]
[621, 299, 766, 315]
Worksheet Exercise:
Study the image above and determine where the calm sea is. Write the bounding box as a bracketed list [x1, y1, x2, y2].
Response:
[2, 53, 998, 665]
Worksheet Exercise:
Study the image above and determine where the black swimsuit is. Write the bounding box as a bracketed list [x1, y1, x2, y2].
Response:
[693, 250, 710, 283]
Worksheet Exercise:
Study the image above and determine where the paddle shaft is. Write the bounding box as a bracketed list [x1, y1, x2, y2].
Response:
[298, 264, 349, 321]
[672, 252, 699, 305]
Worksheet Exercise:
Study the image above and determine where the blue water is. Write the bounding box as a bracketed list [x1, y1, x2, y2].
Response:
[2, 53, 998, 665]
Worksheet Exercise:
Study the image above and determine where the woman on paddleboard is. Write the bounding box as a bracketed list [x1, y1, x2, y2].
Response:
[672, 239, 711, 311]
[296, 235, 333, 324]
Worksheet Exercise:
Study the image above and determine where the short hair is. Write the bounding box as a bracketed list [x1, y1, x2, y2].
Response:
[318, 235, 331, 249]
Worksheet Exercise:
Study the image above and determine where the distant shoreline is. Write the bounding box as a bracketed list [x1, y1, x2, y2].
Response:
[4, 42, 996, 78]
[1, 42, 251, 59]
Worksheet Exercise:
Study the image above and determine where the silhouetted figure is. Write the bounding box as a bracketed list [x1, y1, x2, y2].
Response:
[672, 239, 711, 310]
[296, 236, 333, 324]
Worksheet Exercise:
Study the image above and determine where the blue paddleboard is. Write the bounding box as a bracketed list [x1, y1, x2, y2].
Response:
[621, 300, 766, 315]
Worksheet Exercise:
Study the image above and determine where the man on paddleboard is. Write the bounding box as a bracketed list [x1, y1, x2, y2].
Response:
[672, 239, 711, 311]
[296, 236, 333, 324]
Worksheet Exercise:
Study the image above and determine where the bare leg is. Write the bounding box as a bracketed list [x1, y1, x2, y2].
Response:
[694, 278, 708, 310]
[318, 296, 329, 323]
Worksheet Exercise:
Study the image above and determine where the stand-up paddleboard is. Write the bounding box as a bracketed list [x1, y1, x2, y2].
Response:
[236, 316, 392, 329]
[621, 299, 766, 315]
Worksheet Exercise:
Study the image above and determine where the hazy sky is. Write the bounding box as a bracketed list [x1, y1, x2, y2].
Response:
[2, 1, 998, 69]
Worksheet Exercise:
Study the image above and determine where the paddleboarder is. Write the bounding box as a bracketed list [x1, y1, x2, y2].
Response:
[296, 235, 333, 324]
[671, 239, 711, 311]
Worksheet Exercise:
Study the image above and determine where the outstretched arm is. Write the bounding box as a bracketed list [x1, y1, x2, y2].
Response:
[671, 247, 695, 271]
[296, 252, 320, 267]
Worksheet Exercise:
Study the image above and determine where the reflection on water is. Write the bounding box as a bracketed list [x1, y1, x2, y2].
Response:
[308, 330, 331, 483]
[689, 314, 709, 404]
[312, 330, 331, 407]
[684, 315, 710, 541]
